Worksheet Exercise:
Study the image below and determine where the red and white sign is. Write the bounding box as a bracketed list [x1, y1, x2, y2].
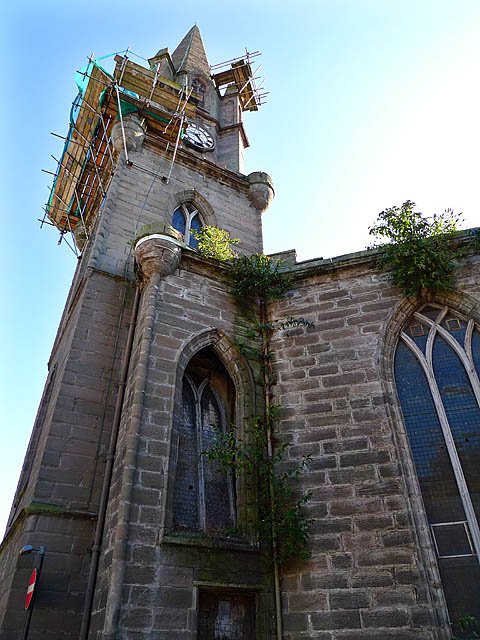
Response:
[25, 568, 37, 610]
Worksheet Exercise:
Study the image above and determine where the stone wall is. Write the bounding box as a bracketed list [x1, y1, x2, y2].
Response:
[269, 249, 480, 640]
[3, 222, 480, 638]
[0, 266, 133, 638]
[0, 134, 266, 638]
[3, 83, 480, 636]
[90, 141, 263, 280]
[91, 252, 273, 639]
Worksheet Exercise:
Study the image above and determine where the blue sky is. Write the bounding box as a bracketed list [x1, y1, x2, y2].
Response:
[1, 0, 479, 535]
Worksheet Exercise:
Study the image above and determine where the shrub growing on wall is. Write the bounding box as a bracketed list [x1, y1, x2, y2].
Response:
[369, 200, 462, 297]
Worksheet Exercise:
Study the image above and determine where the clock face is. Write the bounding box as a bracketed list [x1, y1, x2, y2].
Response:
[184, 122, 215, 152]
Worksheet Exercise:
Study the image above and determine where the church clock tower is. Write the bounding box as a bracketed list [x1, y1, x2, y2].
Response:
[0, 26, 274, 639]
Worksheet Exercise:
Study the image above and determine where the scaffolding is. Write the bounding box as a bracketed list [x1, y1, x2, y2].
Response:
[42, 52, 200, 253]
[43, 61, 116, 252]
[43, 46, 266, 253]
[210, 49, 268, 111]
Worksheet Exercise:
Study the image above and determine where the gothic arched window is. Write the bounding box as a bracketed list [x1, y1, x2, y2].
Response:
[172, 348, 236, 536]
[395, 304, 480, 630]
[172, 203, 203, 248]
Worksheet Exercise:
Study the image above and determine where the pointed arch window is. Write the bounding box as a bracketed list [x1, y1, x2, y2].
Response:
[395, 304, 480, 628]
[172, 203, 203, 249]
[172, 348, 236, 535]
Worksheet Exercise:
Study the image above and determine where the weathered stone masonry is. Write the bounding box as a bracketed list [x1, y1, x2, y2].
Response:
[2, 24, 480, 640]
[269, 249, 480, 639]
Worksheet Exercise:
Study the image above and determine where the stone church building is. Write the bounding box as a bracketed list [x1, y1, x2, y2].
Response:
[1, 26, 479, 640]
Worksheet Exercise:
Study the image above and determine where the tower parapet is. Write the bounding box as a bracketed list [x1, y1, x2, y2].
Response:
[247, 171, 275, 213]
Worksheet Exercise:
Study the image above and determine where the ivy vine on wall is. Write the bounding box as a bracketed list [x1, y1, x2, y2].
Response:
[195, 227, 313, 565]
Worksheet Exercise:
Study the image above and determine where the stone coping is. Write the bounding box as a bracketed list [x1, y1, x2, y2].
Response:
[270, 227, 480, 278]
[134, 233, 186, 250]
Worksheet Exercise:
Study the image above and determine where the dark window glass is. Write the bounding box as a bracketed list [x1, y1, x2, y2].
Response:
[471, 329, 480, 378]
[432, 523, 473, 557]
[433, 336, 480, 517]
[422, 306, 442, 320]
[172, 380, 199, 531]
[395, 310, 480, 635]
[190, 213, 202, 249]
[441, 316, 467, 348]
[198, 590, 255, 640]
[171, 205, 203, 248]
[395, 341, 465, 523]
[172, 207, 186, 235]
[201, 387, 232, 533]
[172, 349, 235, 537]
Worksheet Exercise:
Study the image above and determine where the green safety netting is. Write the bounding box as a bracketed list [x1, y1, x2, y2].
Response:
[47, 54, 118, 220]
[47, 51, 182, 223]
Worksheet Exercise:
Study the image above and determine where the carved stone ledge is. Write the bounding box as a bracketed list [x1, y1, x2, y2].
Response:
[135, 224, 183, 279]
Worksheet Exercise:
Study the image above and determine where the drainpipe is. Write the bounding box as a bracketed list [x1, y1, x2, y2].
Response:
[260, 298, 283, 640]
[79, 284, 141, 640]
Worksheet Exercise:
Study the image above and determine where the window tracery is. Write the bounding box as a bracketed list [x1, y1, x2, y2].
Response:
[395, 304, 480, 627]
[172, 203, 203, 248]
[172, 348, 236, 536]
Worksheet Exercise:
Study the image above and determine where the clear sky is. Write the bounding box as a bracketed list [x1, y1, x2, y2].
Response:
[1, 0, 479, 536]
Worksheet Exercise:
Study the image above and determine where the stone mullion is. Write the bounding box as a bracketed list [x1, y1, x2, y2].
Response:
[197, 381, 207, 531]
[418, 310, 480, 409]
[401, 329, 480, 562]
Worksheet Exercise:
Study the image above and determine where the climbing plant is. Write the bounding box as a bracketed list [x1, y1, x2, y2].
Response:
[229, 253, 291, 302]
[368, 200, 463, 297]
[205, 252, 313, 565]
[206, 410, 312, 565]
[452, 616, 479, 640]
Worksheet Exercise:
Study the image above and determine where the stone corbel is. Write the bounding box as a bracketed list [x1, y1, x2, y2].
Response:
[134, 223, 184, 280]
[247, 171, 274, 213]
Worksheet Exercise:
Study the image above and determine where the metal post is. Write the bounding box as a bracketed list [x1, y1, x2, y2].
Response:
[114, 82, 130, 166]
[165, 113, 184, 184]
[22, 546, 46, 640]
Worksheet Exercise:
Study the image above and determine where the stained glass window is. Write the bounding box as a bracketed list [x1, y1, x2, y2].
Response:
[172, 380, 199, 530]
[394, 304, 480, 633]
[172, 349, 235, 536]
[172, 203, 203, 248]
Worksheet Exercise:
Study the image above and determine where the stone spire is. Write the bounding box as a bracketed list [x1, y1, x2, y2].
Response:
[171, 25, 210, 76]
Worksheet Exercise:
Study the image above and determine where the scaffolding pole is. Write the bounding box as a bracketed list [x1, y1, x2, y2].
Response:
[76, 99, 116, 170]
[51, 191, 78, 255]
[69, 125, 109, 197]
[210, 50, 261, 70]
[113, 81, 130, 165]
[50, 154, 90, 240]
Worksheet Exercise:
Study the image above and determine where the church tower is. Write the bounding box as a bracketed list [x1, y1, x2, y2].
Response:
[0, 27, 274, 639]
[6, 23, 475, 640]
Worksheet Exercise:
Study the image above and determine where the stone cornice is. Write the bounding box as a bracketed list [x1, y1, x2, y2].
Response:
[143, 136, 250, 191]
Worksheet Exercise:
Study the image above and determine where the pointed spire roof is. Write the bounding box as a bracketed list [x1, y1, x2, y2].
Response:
[171, 25, 210, 76]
